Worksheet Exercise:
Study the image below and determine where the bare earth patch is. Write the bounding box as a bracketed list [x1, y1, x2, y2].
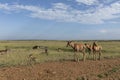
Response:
[0, 58, 120, 80]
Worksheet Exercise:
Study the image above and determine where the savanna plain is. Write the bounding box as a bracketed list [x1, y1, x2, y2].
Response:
[0, 40, 120, 80]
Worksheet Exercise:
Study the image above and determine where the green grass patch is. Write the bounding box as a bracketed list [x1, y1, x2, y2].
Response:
[0, 40, 120, 67]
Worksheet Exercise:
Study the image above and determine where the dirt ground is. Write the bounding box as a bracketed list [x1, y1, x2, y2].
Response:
[0, 58, 120, 80]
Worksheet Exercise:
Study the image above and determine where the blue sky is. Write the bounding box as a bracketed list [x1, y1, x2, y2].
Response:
[0, 0, 120, 40]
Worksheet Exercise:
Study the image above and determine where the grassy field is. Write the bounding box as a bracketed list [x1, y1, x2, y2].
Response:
[0, 40, 120, 67]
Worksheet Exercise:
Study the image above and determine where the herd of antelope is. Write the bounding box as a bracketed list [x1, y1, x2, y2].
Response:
[66, 41, 102, 62]
[0, 41, 102, 62]
[31, 41, 102, 62]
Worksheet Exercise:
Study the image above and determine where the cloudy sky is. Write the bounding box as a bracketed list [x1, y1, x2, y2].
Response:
[0, 0, 120, 40]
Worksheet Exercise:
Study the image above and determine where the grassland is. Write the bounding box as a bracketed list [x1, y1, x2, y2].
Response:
[0, 40, 120, 67]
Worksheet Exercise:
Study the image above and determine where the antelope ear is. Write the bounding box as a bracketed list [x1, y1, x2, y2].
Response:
[66, 41, 69, 42]
[70, 40, 72, 42]
[66, 40, 71, 42]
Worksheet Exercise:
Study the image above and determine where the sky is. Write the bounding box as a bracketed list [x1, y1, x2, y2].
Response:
[0, 0, 120, 40]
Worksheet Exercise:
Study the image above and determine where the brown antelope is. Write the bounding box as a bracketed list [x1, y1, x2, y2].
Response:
[57, 48, 62, 52]
[66, 41, 86, 62]
[0, 48, 8, 55]
[92, 41, 102, 60]
[32, 45, 40, 50]
[84, 43, 93, 55]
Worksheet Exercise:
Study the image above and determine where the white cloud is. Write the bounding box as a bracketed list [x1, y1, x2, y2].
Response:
[100, 29, 107, 33]
[52, 3, 70, 10]
[0, 3, 11, 10]
[75, 0, 98, 5]
[0, 1, 120, 24]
